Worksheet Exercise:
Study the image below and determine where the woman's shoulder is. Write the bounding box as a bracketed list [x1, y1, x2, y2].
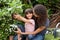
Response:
[45, 18, 50, 27]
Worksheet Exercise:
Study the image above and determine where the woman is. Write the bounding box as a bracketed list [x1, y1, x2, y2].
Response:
[14, 4, 49, 40]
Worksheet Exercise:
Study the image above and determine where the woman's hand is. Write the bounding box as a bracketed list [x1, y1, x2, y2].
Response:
[14, 28, 22, 34]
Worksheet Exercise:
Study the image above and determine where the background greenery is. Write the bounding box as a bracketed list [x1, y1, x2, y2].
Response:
[0, 0, 60, 40]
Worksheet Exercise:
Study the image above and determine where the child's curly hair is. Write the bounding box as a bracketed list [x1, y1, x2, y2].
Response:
[24, 8, 34, 19]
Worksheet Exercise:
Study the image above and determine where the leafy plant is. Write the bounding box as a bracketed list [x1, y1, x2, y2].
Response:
[0, 0, 24, 40]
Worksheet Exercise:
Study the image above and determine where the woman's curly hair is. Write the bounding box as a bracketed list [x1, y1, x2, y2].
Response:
[34, 4, 48, 26]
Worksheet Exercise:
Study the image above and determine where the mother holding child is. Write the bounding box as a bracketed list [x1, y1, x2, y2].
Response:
[11, 4, 49, 40]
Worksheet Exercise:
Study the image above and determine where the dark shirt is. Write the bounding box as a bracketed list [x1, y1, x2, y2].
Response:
[35, 18, 49, 35]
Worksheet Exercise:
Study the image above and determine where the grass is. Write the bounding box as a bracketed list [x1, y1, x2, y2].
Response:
[45, 29, 60, 40]
[45, 33, 60, 40]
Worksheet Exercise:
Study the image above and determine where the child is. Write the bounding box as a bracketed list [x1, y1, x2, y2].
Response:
[13, 8, 35, 40]
[24, 8, 35, 40]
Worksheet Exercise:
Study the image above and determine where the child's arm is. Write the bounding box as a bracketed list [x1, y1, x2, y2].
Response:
[17, 28, 21, 40]
[17, 34, 21, 40]
[14, 14, 31, 23]
[9, 36, 13, 40]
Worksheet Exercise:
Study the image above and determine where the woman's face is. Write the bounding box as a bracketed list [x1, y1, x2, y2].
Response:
[33, 10, 39, 17]
[26, 12, 33, 19]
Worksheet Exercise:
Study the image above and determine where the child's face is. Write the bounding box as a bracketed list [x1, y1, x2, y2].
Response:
[26, 12, 33, 19]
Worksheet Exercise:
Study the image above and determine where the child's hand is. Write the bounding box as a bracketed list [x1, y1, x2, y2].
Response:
[13, 14, 20, 19]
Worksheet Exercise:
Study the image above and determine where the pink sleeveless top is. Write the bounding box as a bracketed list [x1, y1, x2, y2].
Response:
[25, 19, 35, 32]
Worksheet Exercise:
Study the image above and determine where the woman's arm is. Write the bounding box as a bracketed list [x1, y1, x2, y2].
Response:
[15, 26, 46, 35]
[34, 26, 46, 34]
[22, 26, 46, 35]
[14, 14, 30, 23]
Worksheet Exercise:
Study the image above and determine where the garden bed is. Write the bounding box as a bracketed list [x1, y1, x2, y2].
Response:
[45, 28, 60, 40]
